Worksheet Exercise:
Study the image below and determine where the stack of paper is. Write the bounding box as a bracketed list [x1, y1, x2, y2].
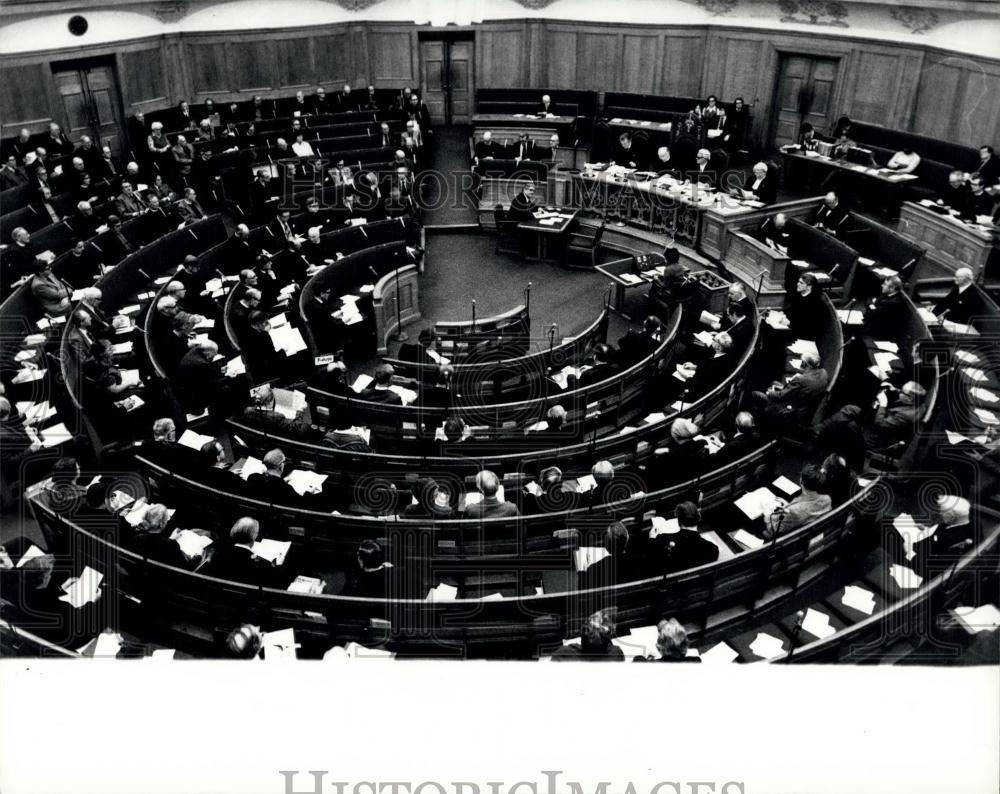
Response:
[269, 324, 307, 355]
[172, 529, 213, 559]
[285, 469, 327, 496]
[731, 528, 765, 550]
[835, 308, 864, 326]
[178, 428, 215, 450]
[873, 340, 899, 353]
[970, 387, 999, 404]
[961, 367, 988, 383]
[287, 576, 325, 594]
[111, 341, 134, 356]
[352, 374, 374, 393]
[59, 567, 104, 608]
[574, 546, 609, 572]
[262, 628, 299, 660]
[700, 642, 739, 663]
[251, 539, 291, 566]
[39, 423, 72, 448]
[425, 583, 458, 602]
[889, 563, 924, 590]
[224, 356, 246, 377]
[649, 516, 679, 538]
[733, 486, 784, 521]
[16, 400, 56, 426]
[699, 310, 720, 327]
[573, 474, 598, 493]
[551, 365, 586, 390]
[272, 387, 306, 420]
[115, 394, 145, 413]
[765, 311, 790, 330]
[801, 608, 837, 639]
[387, 384, 417, 405]
[954, 349, 980, 364]
[12, 367, 45, 384]
[787, 339, 819, 358]
[951, 604, 1000, 633]
[643, 411, 667, 425]
[16, 545, 47, 568]
[119, 369, 142, 389]
[692, 330, 715, 347]
[749, 631, 786, 660]
[234, 456, 267, 480]
[841, 585, 877, 615]
[973, 408, 999, 425]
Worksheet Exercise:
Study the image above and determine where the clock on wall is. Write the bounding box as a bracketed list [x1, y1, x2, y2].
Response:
[68, 15, 89, 36]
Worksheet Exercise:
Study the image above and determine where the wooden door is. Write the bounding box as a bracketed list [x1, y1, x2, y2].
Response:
[420, 40, 448, 126]
[448, 40, 473, 123]
[771, 55, 839, 147]
[52, 61, 125, 155]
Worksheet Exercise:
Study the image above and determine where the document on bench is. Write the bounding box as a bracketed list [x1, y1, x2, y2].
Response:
[749, 631, 786, 660]
[16, 544, 47, 568]
[951, 604, 1000, 633]
[172, 529, 213, 559]
[733, 486, 784, 521]
[39, 422, 72, 448]
[224, 356, 246, 377]
[801, 608, 836, 639]
[272, 387, 307, 419]
[787, 338, 820, 358]
[970, 387, 999, 404]
[352, 374, 374, 393]
[841, 585, 877, 615]
[574, 546, 609, 572]
[572, 474, 598, 493]
[178, 428, 215, 450]
[111, 340, 134, 356]
[731, 528, 765, 551]
[425, 583, 458, 602]
[771, 475, 801, 498]
[388, 384, 418, 405]
[961, 367, 988, 383]
[119, 368, 142, 389]
[251, 539, 291, 566]
[59, 566, 104, 608]
[287, 575, 325, 595]
[700, 642, 739, 664]
[269, 324, 307, 355]
[285, 468, 327, 496]
[889, 563, 924, 590]
[233, 456, 267, 480]
[262, 627, 299, 660]
[16, 400, 56, 426]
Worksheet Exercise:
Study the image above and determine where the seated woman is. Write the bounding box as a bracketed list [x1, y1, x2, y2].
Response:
[634, 618, 701, 663]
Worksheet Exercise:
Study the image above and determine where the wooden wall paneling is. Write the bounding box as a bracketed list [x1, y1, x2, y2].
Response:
[527, 22, 544, 88]
[313, 30, 351, 87]
[660, 33, 704, 98]
[120, 47, 168, 108]
[477, 26, 527, 87]
[229, 39, 275, 92]
[0, 64, 54, 133]
[348, 24, 371, 86]
[844, 49, 906, 126]
[275, 37, 315, 89]
[161, 38, 188, 106]
[621, 34, 659, 95]
[577, 31, 620, 92]
[955, 61, 1000, 147]
[912, 55, 965, 141]
[187, 40, 230, 95]
[545, 27, 578, 88]
[367, 28, 416, 87]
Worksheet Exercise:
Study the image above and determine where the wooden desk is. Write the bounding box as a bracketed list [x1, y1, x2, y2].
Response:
[699, 196, 820, 261]
[897, 201, 997, 279]
[373, 264, 420, 355]
[780, 149, 917, 219]
[595, 256, 656, 319]
[518, 208, 579, 263]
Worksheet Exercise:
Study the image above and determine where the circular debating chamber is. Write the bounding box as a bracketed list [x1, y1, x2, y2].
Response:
[1, 0, 999, 670]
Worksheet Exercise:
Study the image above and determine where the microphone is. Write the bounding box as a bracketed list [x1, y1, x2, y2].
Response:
[368, 266, 378, 280]
[137, 268, 151, 282]
[784, 609, 806, 663]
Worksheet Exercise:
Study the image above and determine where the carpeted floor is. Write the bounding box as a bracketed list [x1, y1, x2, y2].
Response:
[419, 125, 480, 227]
[379, 230, 629, 362]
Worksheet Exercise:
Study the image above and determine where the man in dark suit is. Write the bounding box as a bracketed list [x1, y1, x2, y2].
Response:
[302, 286, 341, 350]
[579, 344, 618, 388]
[719, 300, 753, 354]
[311, 86, 331, 116]
[245, 448, 302, 506]
[240, 311, 284, 381]
[335, 84, 356, 113]
[176, 187, 207, 223]
[404, 93, 432, 136]
[686, 332, 736, 398]
[474, 131, 498, 165]
[613, 132, 640, 168]
[646, 502, 720, 576]
[755, 211, 793, 253]
[740, 161, 778, 205]
[344, 540, 392, 598]
[750, 350, 829, 425]
[1, 154, 28, 189]
[507, 181, 537, 224]
[175, 338, 235, 415]
[721, 411, 761, 463]
[513, 133, 540, 162]
[361, 363, 403, 404]
[785, 273, 827, 341]
[44, 123, 74, 157]
[208, 517, 282, 587]
[973, 145, 1000, 188]
[248, 169, 277, 223]
[812, 191, 849, 236]
[863, 275, 907, 340]
[579, 522, 642, 589]
[539, 94, 557, 116]
[463, 470, 520, 519]
[141, 193, 174, 243]
[689, 148, 721, 188]
[616, 315, 663, 366]
[240, 385, 318, 441]
[933, 267, 977, 325]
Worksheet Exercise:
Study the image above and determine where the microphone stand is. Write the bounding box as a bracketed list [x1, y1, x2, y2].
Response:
[783, 609, 806, 663]
[392, 255, 407, 343]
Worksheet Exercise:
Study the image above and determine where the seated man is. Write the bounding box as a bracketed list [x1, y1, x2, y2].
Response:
[580, 522, 641, 589]
[29, 253, 71, 316]
[245, 448, 301, 506]
[344, 540, 393, 599]
[755, 211, 792, 253]
[737, 161, 778, 204]
[784, 273, 826, 341]
[322, 417, 371, 453]
[684, 332, 735, 399]
[117, 182, 147, 221]
[361, 363, 403, 405]
[749, 350, 828, 426]
[208, 517, 281, 587]
[613, 132, 639, 169]
[474, 131, 498, 165]
[579, 344, 617, 388]
[933, 267, 977, 326]
[240, 384, 318, 441]
[651, 146, 677, 178]
[551, 610, 625, 662]
[862, 380, 927, 451]
[722, 411, 761, 462]
[647, 501, 720, 575]
[463, 470, 519, 519]
[812, 191, 848, 236]
[863, 275, 907, 340]
[616, 315, 664, 366]
[507, 181, 537, 225]
[634, 618, 700, 663]
[762, 463, 830, 540]
[937, 170, 973, 218]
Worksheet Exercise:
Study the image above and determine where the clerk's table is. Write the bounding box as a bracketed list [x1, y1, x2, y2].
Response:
[518, 208, 579, 263]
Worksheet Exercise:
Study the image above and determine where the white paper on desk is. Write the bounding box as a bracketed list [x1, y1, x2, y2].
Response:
[693, 330, 715, 347]
[772, 475, 801, 497]
[262, 627, 299, 660]
[858, 256, 876, 266]
[835, 308, 865, 326]
[269, 324, 307, 355]
[147, 648, 176, 661]
[178, 428, 214, 450]
[696, 433, 725, 454]
[889, 563, 924, 590]
[731, 528, 765, 550]
[945, 430, 972, 445]
[944, 321, 979, 336]
[524, 481, 543, 497]
[643, 412, 667, 425]
[619, 272, 643, 286]
[14, 349, 35, 363]
[871, 267, 898, 279]
[952, 604, 1000, 633]
[173, 529, 213, 558]
[252, 539, 291, 566]
[12, 367, 46, 384]
[841, 585, 876, 615]
[788, 358, 802, 370]
[352, 374, 374, 393]
[954, 349, 979, 365]
[970, 387, 999, 404]
[574, 546, 609, 572]
[873, 340, 899, 353]
[16, 544, 47, 568]
[285, 469, 327, 496]
[551, 365, 583, 390]
[698, 310, 720, 327]
[873, 351, 899, 371]
[700, 642, 739, 664]
[973, 408, 999, 425]
[116, 394, 145, 413]
[388, 384, 417, 405]
[17, 400, 56, 426]
[110, 340, 134, 357]
[272, 387, 306, 420]
[734, 486, 783, 521]
[765, 312, 790, 330]
[649, 516, 680, 538]
[526, 419, 549, 432]
[425, 583, 458, 602]
[613, 624, 661, 658]
[916, 306, 939, 326]
[961, 367, 988, 383]
[749, 631, 786, 660]
[93, 631, 123, 658]
[59, 566, 103, 608]
[39, 422, 71, 447]
[287, 575, 325, 594]
[791, 259, 811, 270]
[788, 339, 819, 358]
[119, 368, 141, 389]
[801, 608, 836, 639]
[119, 304, 141, 316]
[425, 348, 450, 365]
[235, 455, 266, 480]
[573, 474, 598, 493]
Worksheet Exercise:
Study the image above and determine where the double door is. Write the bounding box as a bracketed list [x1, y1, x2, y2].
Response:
[771, 55, 839, 147]
[419, 37, 473, 126]
[52, 58, 125, 155]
